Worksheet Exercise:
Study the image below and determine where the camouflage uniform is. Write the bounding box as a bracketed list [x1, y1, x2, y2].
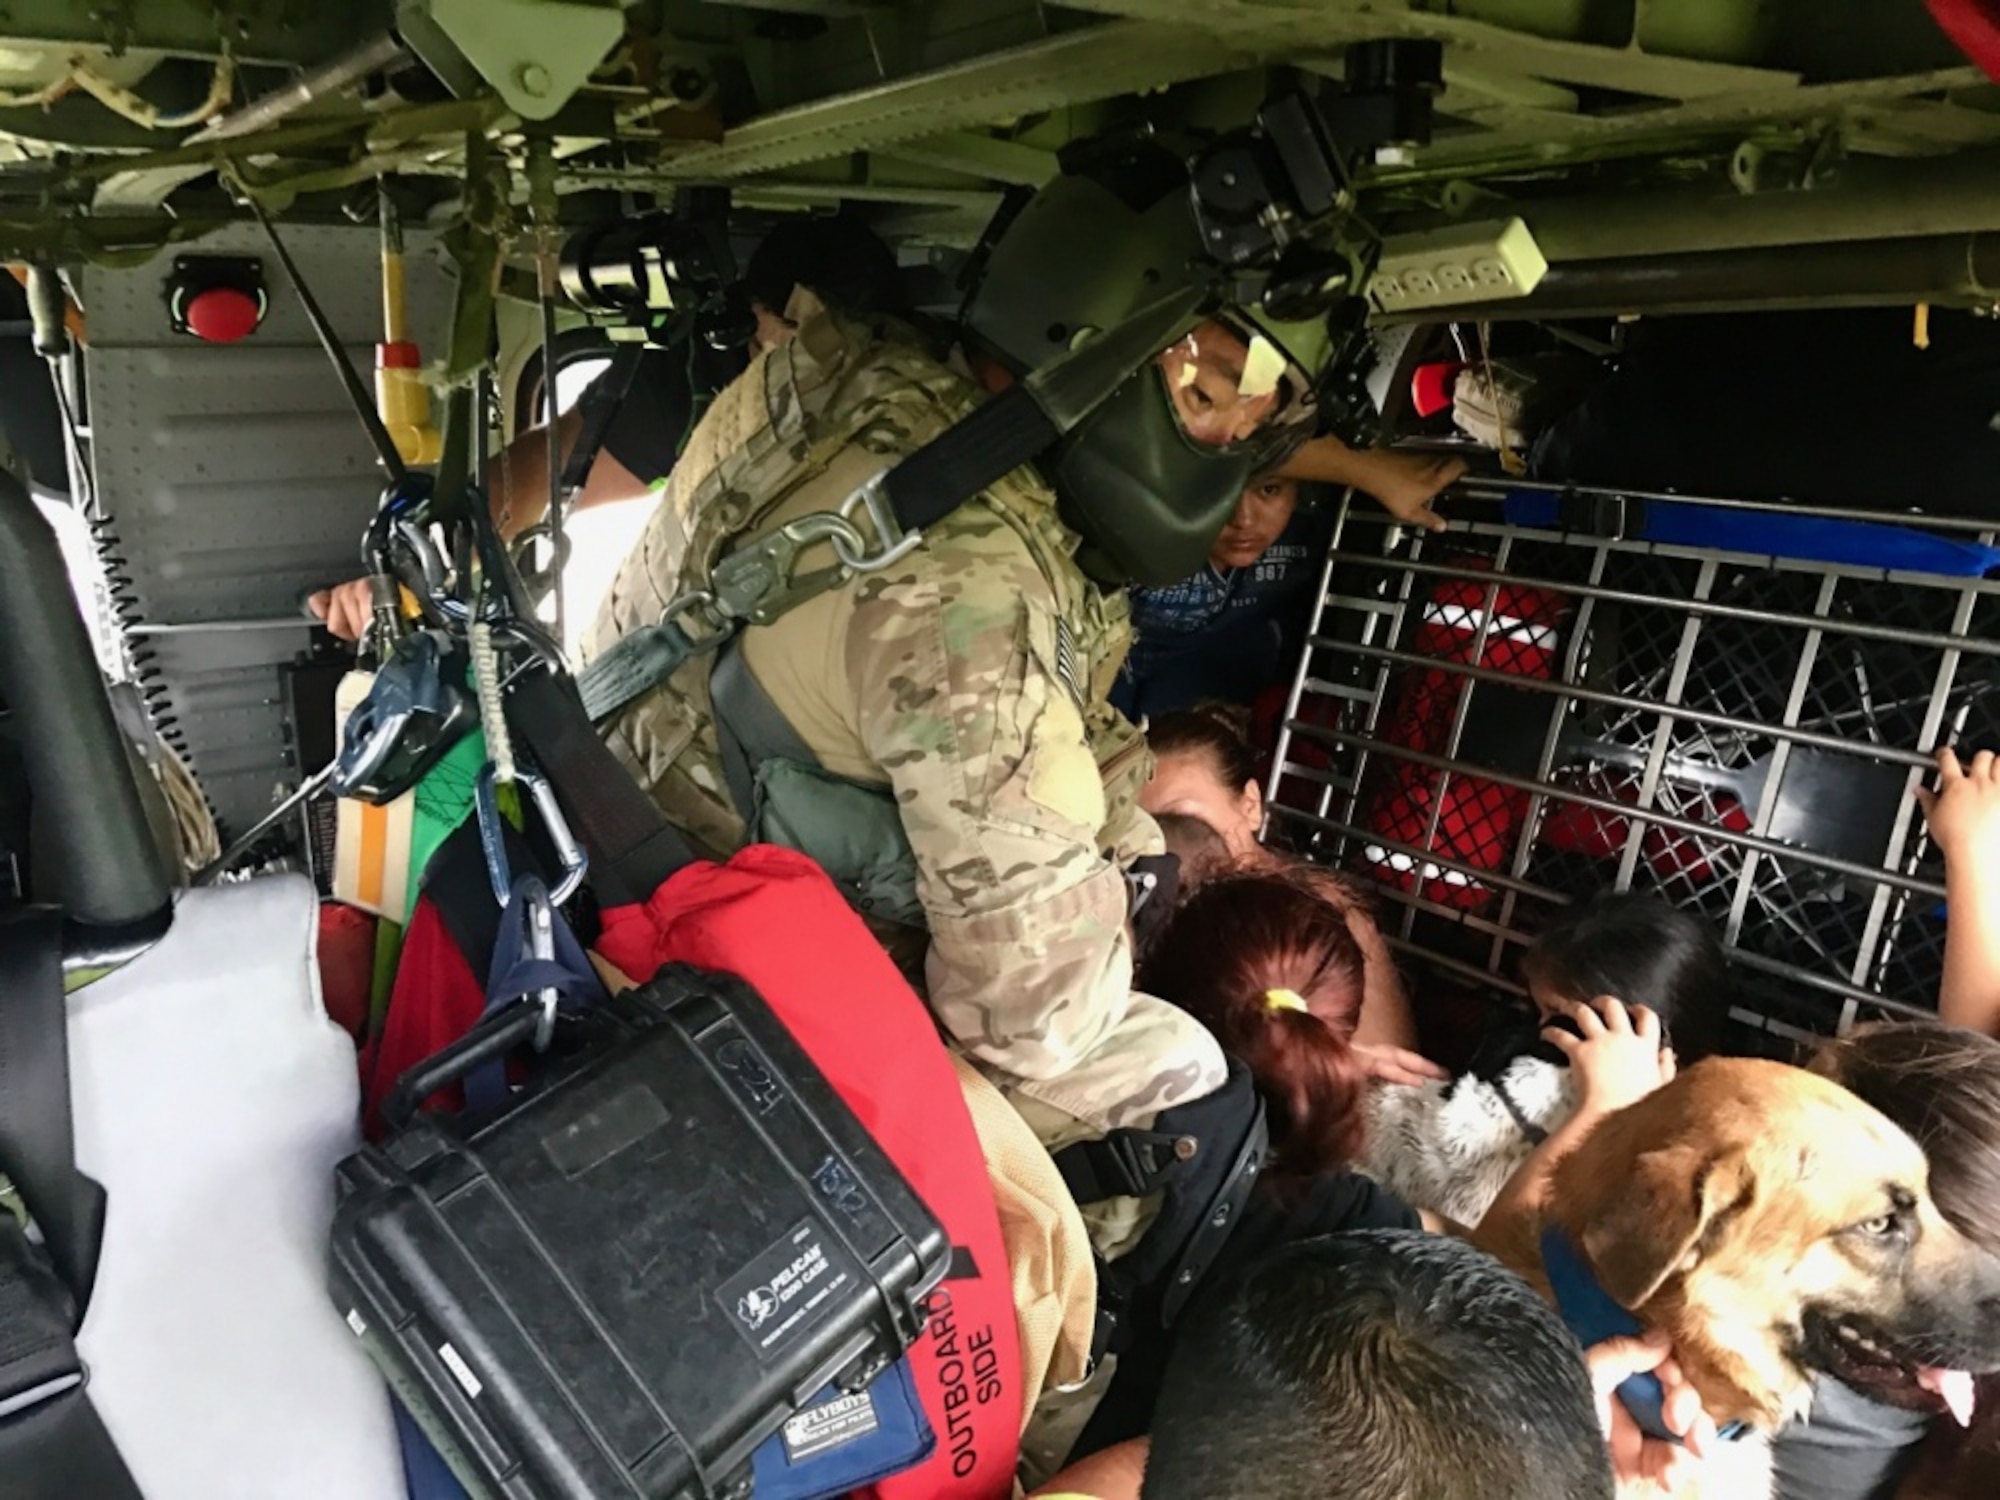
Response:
[588, 293, 1227, 1217]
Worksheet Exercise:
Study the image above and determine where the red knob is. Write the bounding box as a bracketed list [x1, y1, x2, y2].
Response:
[184, 285, 262, 343]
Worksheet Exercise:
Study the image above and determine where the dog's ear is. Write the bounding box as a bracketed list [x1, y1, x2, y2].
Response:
[1583, 1143, 1751, 1309]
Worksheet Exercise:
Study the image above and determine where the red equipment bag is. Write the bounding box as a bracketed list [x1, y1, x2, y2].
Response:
[595, 846, 1023, 1500]
[1360, 561, 1571, 911]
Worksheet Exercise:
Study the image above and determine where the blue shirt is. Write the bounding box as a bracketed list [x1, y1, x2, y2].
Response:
[1113, 509, 1330, 719]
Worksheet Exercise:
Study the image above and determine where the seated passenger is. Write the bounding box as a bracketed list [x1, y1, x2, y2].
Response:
[1916, 745, 2000, 1038]
[1139, 708, 1425, 1057]
[1036, 1228, 1710, 1500]
[1773, 1019, 2000, 1500]
[1112, 444, 1466, 721]
[1137, 707, 1266, 857]
[1112, 472, 1323, 720]
[1139, 867, 1374, 1192]
[1072, 869, 1428, 1455]
[1361, 891, 1729, 1227]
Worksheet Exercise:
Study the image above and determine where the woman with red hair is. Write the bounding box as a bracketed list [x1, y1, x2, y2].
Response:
[1137, 864, 1375, 1192]
[1074, 864, 1427, 1458]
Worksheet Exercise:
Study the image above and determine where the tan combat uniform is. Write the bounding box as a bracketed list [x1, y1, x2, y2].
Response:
[588, 293, 1226, 1197]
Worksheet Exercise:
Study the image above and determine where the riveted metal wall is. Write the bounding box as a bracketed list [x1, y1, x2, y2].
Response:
[80, 224, 453, 838]
[1269, 479, 2000, 1045]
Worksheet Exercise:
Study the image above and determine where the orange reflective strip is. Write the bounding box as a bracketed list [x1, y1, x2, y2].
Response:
[356, 800, 386, 909]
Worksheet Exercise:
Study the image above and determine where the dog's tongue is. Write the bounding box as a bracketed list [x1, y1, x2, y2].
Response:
[1917, 1367, 1977, 1428]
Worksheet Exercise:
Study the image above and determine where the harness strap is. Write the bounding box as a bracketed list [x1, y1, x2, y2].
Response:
[1052, 1127, 1196, 1206]
[505, 666, 698, 906]
[1056, 1061, 1269, 1361]
[559, 345, 647, 496]
[711, 635, 822, 822]
[0, 907, 143, 1499]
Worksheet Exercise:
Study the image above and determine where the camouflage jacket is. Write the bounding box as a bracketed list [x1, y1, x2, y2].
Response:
[587, 292, 1227, 1139]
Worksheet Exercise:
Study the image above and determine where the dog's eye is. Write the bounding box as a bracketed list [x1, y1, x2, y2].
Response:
[1859, 1214, 1898, 1237]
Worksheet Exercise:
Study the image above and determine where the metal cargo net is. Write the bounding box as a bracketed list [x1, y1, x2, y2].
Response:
[1267, 478, 2000, 1043]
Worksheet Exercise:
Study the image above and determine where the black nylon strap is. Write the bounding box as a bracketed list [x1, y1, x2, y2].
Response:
[505, 666, 698, 907]
[0, 1371, 143, 1500]
[1052, 1127, 1192, 1206]
[423, 818, 540, 981]
[0, 906, 142, 1499]
[0, 908, 103, 1316]
[879, 385, 1057, 532]
[710, 637, 821, 823]
[1554, 488, 1647, 541]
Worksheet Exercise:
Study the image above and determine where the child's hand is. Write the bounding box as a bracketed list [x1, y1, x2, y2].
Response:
[1916, 747, 2000, 867]
[1543, 997, 1673, 1118]
[1587, 1330, 1718, 1494]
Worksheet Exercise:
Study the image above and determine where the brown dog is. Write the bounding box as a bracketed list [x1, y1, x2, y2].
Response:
[1477, 1058, 2000, 1495]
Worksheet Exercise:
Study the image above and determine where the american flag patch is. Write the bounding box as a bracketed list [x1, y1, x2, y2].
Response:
[1053, 620, 1083, 708]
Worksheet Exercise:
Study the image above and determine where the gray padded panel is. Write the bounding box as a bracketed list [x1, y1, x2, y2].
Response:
[81, 224, 452, 836]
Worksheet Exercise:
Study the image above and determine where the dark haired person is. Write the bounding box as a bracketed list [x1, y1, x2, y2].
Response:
[1138, 708, 1426, 1061]
[1112, 443, 1467, 721]
[308, 214, 903, 641]
[1771, 1020, 2000, 1500]
[1112, 471, 1323, 721]
[1036, 1229, 1713, 1500]
[1362, 890, 1731, 1226]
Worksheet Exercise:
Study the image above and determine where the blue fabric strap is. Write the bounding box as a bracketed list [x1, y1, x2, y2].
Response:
[463, 873, 608, 1113]
[1504, 490, 2000, 579]
[1540, 1226, 1746, 1447]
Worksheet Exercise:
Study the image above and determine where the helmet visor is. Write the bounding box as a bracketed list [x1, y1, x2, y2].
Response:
[1153, 316, 1320, 450]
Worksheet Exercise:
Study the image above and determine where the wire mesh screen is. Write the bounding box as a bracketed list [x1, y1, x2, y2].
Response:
[1266, 480, 2000, 1046]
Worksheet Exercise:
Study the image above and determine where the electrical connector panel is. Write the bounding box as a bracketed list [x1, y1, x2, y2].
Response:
[1368, 217, 1549, 313]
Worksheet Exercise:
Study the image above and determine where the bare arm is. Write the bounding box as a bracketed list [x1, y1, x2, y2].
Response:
[491, 407, 654, 539]
[1916, 748, 2000, 1037]
[1031, 1437, 1149, 1500]
[1345, 906, 1421, 1053]
[1277, 432, 1468, 532]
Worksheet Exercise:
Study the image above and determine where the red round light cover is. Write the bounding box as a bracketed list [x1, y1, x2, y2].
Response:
[185, 286, 262, 343]
[1410, 360, 1466, 418]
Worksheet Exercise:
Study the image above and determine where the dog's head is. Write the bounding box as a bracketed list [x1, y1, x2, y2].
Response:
[1550, 1057, 2000, 1432]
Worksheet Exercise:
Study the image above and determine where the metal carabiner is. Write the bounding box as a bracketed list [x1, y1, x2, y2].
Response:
[475, 759, 590, 909]
[654, 587, 732, 646]
[835, 471, 923, 574]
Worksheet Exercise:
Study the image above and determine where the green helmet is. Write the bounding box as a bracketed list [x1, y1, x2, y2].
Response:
[963, 169, 1333, 587]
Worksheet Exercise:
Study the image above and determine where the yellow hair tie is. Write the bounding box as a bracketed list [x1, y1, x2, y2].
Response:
[1264, 988, 1308, 1016]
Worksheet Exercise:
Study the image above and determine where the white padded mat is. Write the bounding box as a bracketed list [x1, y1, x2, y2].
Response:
[69, 876, 403, 1499]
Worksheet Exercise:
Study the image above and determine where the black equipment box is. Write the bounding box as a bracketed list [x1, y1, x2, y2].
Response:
[330, 965, 950, 1500]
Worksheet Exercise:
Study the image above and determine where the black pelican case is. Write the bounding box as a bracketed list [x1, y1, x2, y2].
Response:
[329, 964, 950, 1499]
